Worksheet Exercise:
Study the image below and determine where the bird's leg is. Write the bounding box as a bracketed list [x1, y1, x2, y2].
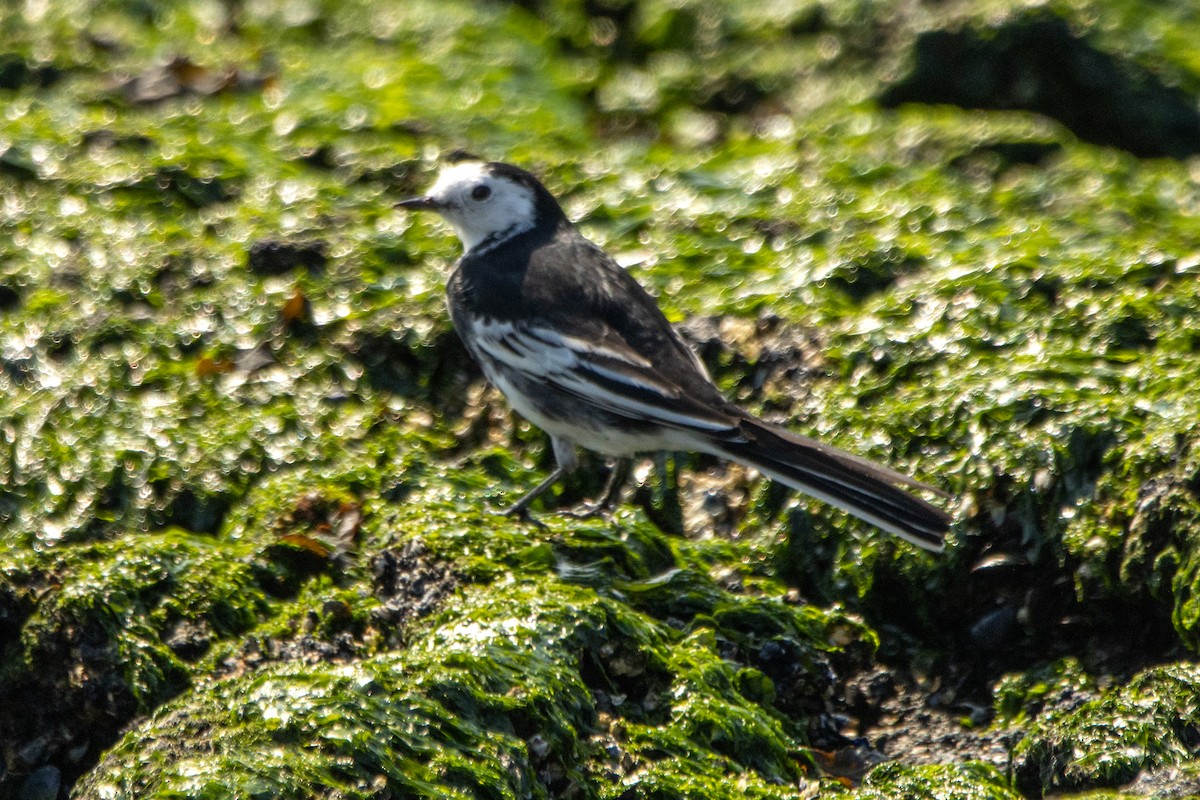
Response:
[502, 436, 577, 522]
[595, 457, 631, 511]
[502, 466, 566, 522]
[563, 458, 631, 518]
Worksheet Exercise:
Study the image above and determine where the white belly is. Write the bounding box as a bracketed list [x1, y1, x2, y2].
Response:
[489, 369, 692, 457]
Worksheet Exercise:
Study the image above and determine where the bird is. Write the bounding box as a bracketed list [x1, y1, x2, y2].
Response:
[397, 152, 952, 551]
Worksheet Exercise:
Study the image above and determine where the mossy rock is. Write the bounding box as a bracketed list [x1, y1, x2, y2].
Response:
[4, 0, 1200, 797]
[0, 531, 267, 789]
[992, 657, 1098, 727]
[1012, 662, 1200, 795]
[74, 577, 862, 799]
[849, 762, 1021, 800]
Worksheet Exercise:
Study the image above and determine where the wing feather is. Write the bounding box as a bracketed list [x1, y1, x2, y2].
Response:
[471, 319, 738, 435]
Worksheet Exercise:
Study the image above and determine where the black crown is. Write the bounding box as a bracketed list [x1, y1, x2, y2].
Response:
[443, 148, 483, 164]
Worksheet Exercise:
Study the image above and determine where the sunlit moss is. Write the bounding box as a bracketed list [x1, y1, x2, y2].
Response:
[845, 762, 1021, 800]
[4, 0, 1200, 797]
[75, 570, 855, 799]
[1013, 663, 1200, 794]
[0, 529, 266, 728]
[992, 657, 1097, 727]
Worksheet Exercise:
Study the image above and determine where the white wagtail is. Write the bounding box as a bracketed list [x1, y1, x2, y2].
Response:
[397, 153, 952, 551]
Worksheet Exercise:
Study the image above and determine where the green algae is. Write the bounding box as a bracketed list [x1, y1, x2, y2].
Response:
[847, 762, 1021, 800]
[0, 530, 265, 703]
[2, 0, 1200, 797]
[57, 450, 864, 798]
[1013, 663, 1200, 795]
[75, 576, 843, 799]
[0, 529, 272, 790]
[993, 658, 1098, 727]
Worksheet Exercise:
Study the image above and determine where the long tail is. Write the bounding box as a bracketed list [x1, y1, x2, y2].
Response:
[707, 418, 951, 551]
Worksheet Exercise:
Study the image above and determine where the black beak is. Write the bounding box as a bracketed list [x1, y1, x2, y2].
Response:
[395, 196, 439, 211]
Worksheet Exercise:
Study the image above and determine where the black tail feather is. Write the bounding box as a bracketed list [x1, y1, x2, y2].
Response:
[712, 419, 951, 551]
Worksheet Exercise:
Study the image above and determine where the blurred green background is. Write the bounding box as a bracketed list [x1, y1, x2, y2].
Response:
[2, 1, 1200, 798]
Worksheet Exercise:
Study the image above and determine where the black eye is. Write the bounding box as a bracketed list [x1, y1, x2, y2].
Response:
[471, 184, 492, 201]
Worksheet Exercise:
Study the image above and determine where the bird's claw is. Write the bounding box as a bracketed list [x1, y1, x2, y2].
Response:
[557, 500, 616, 520]
[498, 502, 548, 529]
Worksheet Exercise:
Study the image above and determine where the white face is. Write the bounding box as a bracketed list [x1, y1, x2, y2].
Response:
[422, 161, 537, 252]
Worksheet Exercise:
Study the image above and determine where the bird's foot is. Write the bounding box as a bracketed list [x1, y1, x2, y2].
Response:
[498, 502, 548, 529]
[557, 500, 616, 520]
[558, 459, 629, 520]
[559, 494, 624, 520]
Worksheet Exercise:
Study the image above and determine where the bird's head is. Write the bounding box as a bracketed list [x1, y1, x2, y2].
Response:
[398, 152, 565, 253]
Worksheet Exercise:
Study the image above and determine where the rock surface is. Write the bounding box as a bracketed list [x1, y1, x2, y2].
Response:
[2, 1, 1200, 798]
